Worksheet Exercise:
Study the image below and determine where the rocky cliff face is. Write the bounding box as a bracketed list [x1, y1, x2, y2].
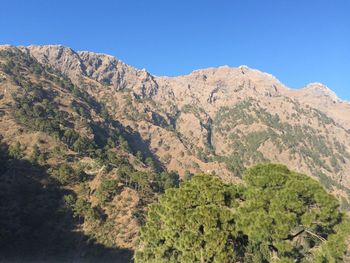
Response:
[24, 45, 158, 98]
[288, 82, 350, 130]
[2, 44, 350, 198]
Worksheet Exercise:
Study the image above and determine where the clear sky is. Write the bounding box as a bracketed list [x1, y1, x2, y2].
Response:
[1, 0, 349, 100]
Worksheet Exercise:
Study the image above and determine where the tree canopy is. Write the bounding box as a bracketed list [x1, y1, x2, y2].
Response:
[136, 164, 350, 263]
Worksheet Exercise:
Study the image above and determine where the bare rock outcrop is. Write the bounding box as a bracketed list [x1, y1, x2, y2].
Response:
[24, 45, 159, 98]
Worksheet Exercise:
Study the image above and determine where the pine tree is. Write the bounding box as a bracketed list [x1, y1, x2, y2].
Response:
[237, 164, 343, 262]
[136, 164, 350, 263]
[135, 174, 243, 262]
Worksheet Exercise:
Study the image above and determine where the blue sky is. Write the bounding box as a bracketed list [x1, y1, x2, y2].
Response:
[1, 0, 349, 100]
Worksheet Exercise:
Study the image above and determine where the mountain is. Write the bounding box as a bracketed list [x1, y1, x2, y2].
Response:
[22, 44, 350, 189]
[1, 44, 350, 260]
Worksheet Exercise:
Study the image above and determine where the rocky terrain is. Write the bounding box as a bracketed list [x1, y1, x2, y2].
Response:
[22, 45, 350, 190]
[1, 44, 350, 261]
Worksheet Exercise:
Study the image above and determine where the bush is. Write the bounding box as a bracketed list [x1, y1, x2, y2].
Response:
[96, 177, 119, 203]
[8, 142, 24, 159]
[52, 163, 76, 185]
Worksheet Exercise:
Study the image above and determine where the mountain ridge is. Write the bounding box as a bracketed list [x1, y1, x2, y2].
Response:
[1, 43, 350, 193]
[1, 43, 350, 260]
[4, 44, 345, 101]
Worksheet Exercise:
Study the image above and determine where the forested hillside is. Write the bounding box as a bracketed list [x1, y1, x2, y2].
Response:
[0, 45, 350, 262]
[0, 46, 179, 261]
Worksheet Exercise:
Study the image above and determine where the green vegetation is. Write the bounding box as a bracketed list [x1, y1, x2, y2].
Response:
[52, 163, 80, 185]
[30, 144, 40, 163]
[0, 49, 186, 259]
[0, 141, 131, 262]
[136, 164, 349, 263]
[63, 165, 180, 250]
[95, 177, 120, 203]
[136, 173, 240, 263]
[213, 100, 350, 186]
[1, 48, 148, 170]
[8, 141, 24, 159]
[2, 46, 350, 263]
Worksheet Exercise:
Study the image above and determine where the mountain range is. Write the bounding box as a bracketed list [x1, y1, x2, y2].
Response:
[1, 44, 350, 261]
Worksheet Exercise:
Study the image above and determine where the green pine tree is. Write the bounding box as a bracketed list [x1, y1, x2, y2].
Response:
[136, 164, 350, 263]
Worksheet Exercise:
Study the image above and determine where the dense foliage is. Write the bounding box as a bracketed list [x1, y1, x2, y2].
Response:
[136, 164, 350, 263]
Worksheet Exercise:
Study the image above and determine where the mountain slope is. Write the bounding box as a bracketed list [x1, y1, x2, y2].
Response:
[0, 45, 179, 261]
[1, 44, 350, 259]
[5, 44, 350, 194]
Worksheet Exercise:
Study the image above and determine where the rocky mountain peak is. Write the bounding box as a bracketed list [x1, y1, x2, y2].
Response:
[303, 82, 340, 102]
[16, 45, 158, 98]
[179, 65, 284, 100]
[25, 44, 84, 78]
[0, 44, 15, 50]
